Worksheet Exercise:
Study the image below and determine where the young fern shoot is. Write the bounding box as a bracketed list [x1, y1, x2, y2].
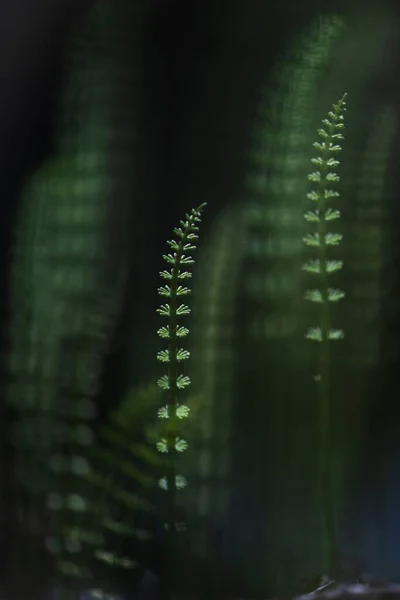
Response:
[302, 93, 347, 574]
[156, 202, 206, 588]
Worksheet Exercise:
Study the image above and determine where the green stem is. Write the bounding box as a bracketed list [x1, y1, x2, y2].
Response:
[163, 263, 179, 600]
[158, 202, 206, 600]
[318, 161, 337, 576]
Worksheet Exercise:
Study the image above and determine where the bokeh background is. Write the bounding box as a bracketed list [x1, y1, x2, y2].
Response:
[1, 0, 400, 598]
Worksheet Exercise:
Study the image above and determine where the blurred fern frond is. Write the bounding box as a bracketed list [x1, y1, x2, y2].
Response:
[52, 383, 167, 598]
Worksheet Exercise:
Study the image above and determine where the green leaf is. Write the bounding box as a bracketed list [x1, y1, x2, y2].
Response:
[175, 437, 188, 452]
[157, 375, 170, 390]
[183, 243, 196, 251]
[158, 474, 188, 491]
[176, 326, 189, 337]
[313, 142, 326, 152]
[158, 406, 169, 418]
[176, 348, 190, 361]
[177, 375, 191, 389]
[326, 260, 343, 273]
[173, 227, 185, 238]
[305, 328, 344, 341]
[317, 128, 329, 139]
[305, 289, 323, 303]
[308, 171, 322, 182]
[176, 475, 188, 490]
[176, 304, 191, 315]
[157, 350, 170, 362]
[302, 259, 321, 274]
[176, 285, 190, 295]
[324, 189, 340, 199]
[176, 404, 190, 418]
[327, 144, 342, 152]
[326, 158, 340, 167]
[167, 240, 180, 251]
[160, 270, 173, 279]
[303, 233, 320, 247]
[305, 327, 323, 342]
[94, 549, 116, 565]
[156, 439, 168, 453]
[157, 326, 170, 339]
[157, 304, 170, 317]
[304, 210, 320, 223]
[302, 259, 343, 274]
[159, 477, 167, 490]
[177, 271, 192, 280]
[306, 190, 320, 202]
[328, 329, 344, 339]
[325, 208, 340, 220]
[156, 437, 188, 453]
[158, 285, 172, 297]
[312, 141, 342, 153]
[158, 374, 191, 390]
[180, 255, 195, 265]
[162, 253, 177, 265]
[325, 232, 343, 246]
[311, 157, 324, 166]
[326, 172, 340, 182]
[327, 287, 345, 302]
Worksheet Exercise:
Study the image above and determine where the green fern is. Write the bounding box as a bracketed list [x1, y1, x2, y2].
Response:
[156, 203, 206, 488]
[302, 93, 347, 574]
[64, 384, 167, 598]
[156, 203, 206, 597]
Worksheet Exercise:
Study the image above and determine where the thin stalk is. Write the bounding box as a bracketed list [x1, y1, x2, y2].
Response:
[303, 93, 347, 576]
[156, 203, 206, 600]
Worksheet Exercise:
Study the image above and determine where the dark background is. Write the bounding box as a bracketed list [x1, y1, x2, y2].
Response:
[1, 0, 400, 597]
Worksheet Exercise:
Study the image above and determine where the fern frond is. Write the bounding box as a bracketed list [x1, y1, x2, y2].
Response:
[302, 93, 347, 576]
[156, 202, 206, 562]
[303, 93, 347, 343]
